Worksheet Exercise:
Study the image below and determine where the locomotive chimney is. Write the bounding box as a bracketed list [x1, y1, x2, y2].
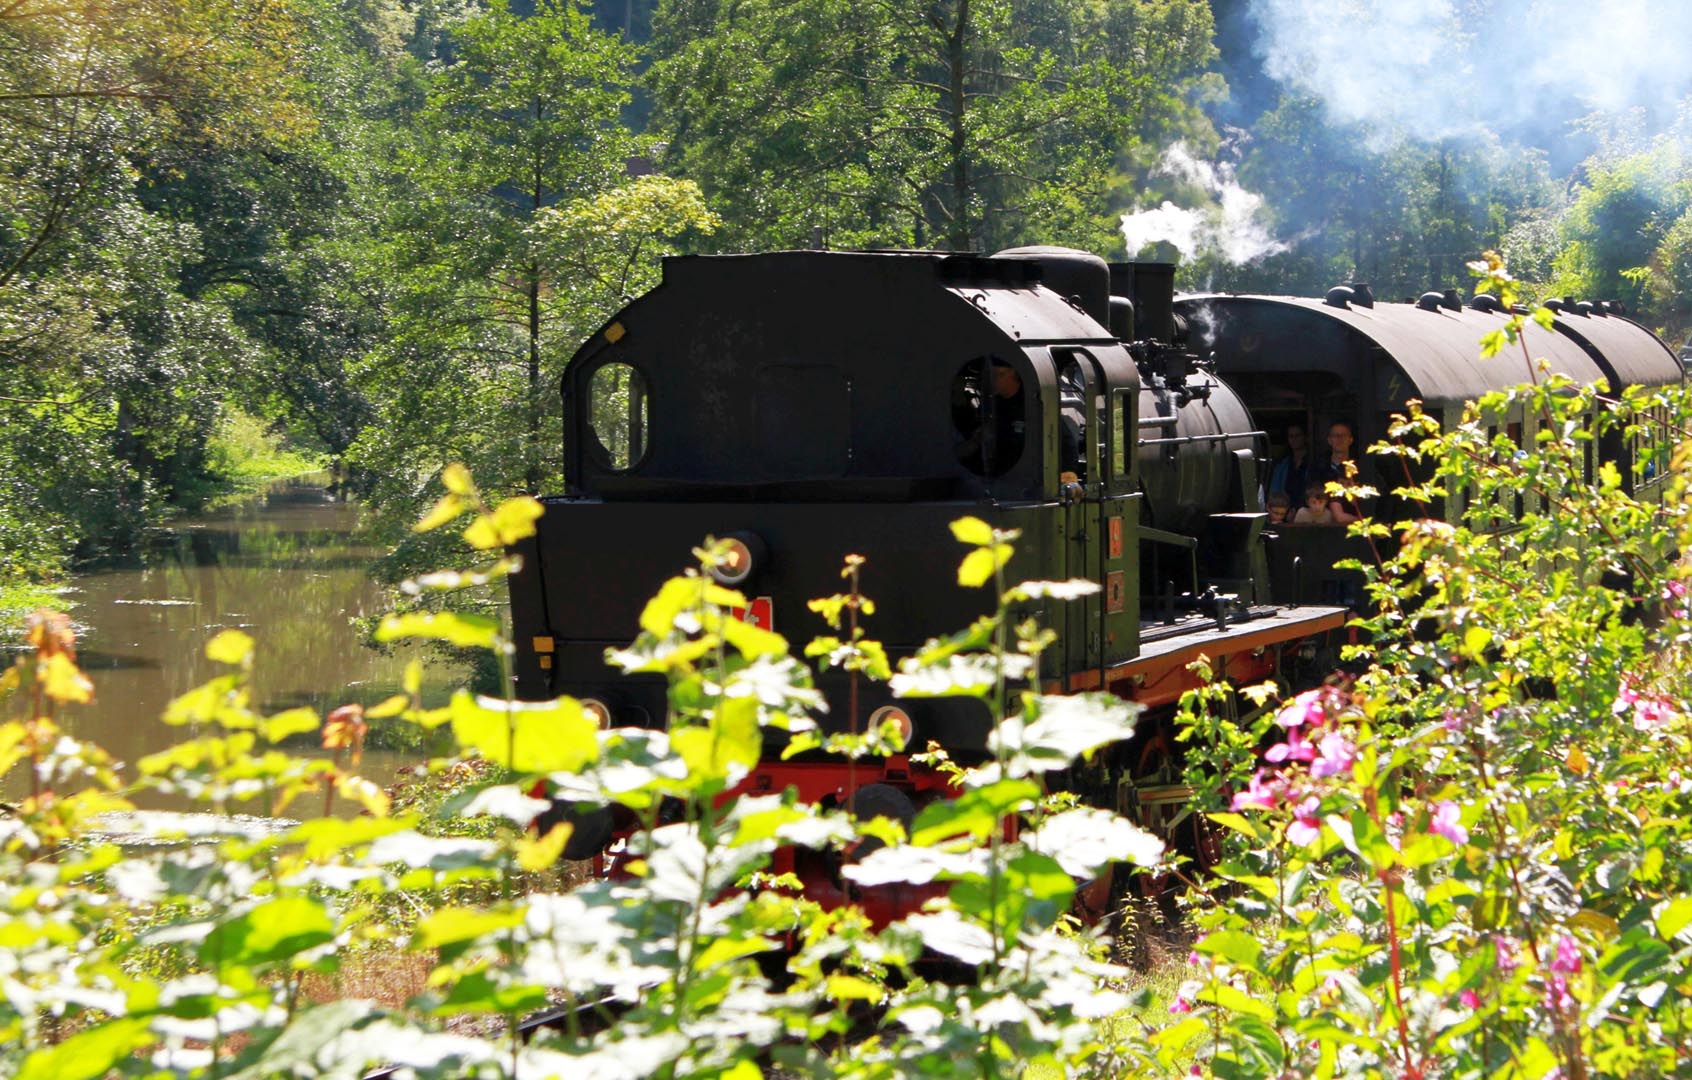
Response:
[1349, 282, 1375, 308]
[1109, 260, 1177, 342]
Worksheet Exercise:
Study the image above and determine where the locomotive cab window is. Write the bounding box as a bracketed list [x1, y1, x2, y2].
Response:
[951, 356, 1026, 476]
[586, 362, 648, 471]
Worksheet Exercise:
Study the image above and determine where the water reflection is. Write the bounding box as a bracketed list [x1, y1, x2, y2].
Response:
[35, 475, 463, 807]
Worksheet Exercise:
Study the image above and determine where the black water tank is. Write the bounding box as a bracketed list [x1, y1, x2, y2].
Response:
[994, 246, 1111, 329]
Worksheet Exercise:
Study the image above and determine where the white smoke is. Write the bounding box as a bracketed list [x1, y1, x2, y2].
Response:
[1120, 143, 1291, 265]
[1247, 0, 1692, 146]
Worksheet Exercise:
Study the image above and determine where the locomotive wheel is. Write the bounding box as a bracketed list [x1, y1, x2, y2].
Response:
[533, 800, 614, 862]
[846, 782, 916, 860]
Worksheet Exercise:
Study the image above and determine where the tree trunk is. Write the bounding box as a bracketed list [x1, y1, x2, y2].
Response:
[946, 0, 972, 251]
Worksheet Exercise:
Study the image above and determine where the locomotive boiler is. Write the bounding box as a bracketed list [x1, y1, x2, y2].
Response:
[506, 247, 1349, 907]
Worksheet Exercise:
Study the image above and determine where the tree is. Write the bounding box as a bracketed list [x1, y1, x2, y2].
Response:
[647, 0, 1217, 253]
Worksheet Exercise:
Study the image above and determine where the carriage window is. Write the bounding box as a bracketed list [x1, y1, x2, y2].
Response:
[587, 362, 647, 470]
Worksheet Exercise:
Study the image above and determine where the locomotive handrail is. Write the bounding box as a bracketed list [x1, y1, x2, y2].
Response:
[1138, 428, 1267, 448]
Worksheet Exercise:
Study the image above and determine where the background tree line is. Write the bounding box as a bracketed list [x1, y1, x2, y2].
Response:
[3, 0, 1689, 584]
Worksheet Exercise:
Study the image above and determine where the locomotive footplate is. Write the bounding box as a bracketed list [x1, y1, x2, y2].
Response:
[1062, 604, 1350, 708]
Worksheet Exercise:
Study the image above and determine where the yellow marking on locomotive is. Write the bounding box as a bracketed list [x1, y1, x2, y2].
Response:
[605, 321, 626, 343]
[532, 636, 555, 653]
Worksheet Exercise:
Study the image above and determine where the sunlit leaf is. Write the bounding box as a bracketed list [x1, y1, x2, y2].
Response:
[440, 463, 475, 495]
[16, 1016, 152, 1080]
[517, 823, 573, 871]
[950, 517, 995, 546]
[206, 629, 255, 665]
[449, 692, 599, 773]
[414, 905, 526, 952]
[41, 653, 93, 704]
[463, 495, 544, 549]
[199, 896, 335, 967]
[258, 707, 318, 743]
[958, 544, 1012, 587]
[365, 694, 410, 720]
[375, 611, 501, 650]
[910, 779, 1040, 847]
[413, 492, 468, 533]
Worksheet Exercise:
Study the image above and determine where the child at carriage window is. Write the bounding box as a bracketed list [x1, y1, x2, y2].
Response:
[1267, 490, 1291, 525]
[1292, 481, 1333, 525]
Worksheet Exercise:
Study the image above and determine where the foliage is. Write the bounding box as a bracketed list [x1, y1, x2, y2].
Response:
[1155, 256, 1692, 1078]
[0, 470, 1168, 1078]
[647, 0, 1217, 252]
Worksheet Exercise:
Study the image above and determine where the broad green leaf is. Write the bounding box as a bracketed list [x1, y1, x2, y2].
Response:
[414, 905, 526, 951]
[695, 935, 776, 972]
[826, 974, 885, 1002]
[258, 707, 318, 743]
[516, 822, 573, 872]
[1208, 812, 1261, 840]
[435, 969, 550, 1015]
[223, 1001, 375, 1080]
[413, 492, 467, 533]
[641, 577, 704, 635]
[1479, 329, 1507, 359]
[463, 495, 544, 548]
[440, 463, 474, 495]
[448, 691, 599, 773]
[719, 614, 788, 659]
[1657, 896, 1692, 940]
[910, 779, 1040, 847]
[199, 896, 335, 967]
[1195, 929, 1262, 969]
[206, 629, 255, 665]
[957, 544, 1012, 587]
[16, 1017, 152, 1080]
[375, 612, 501, 650]
[41, 653, 93, 704]
[950, 517, 995, 546]
[672, 696, 761, 783]
[365, 694, 410, 720]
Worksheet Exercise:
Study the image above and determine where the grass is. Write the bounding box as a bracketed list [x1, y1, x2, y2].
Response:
[198, 409, 328, 508]
[0, 578, 64, 643]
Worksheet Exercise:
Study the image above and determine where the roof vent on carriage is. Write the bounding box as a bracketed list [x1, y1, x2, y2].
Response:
[1349, 283, 1375, 308]
[1416, 291, 1444, 311]
[1468, 293, 1504, 313]
[1324, 285, 1354, 309]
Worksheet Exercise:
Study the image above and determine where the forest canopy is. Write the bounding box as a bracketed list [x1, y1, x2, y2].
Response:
[3, 0, 1691, 576]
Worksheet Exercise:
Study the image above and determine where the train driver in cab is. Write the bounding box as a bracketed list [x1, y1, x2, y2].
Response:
[953, 358, 1027, 475]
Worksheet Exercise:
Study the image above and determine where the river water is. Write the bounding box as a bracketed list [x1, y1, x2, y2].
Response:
[39, 475, 464, 806]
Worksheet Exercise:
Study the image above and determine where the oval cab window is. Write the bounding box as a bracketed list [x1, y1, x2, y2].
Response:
[587, 363, 648, 470]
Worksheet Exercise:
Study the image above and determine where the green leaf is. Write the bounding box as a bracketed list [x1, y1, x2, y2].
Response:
[435, 969, 550, 1015]
[1195, 929, 1262, 969]
[910, 779, 1040, 846]
[199, 896, 335, 967]
[375, 611, 501, 650]
[206, 629, 255, 665]
[640, 576, 704, 635]
[257, 707, 318, 743]
[957, 544, 1012, 587]
[413, 493, 468, 533]
[462, 495, 544, 549]
[448, 692, 599, 773]
[414, 906, 526, 952]
[1657, 896, 1692, 941]
[1208, 812, 1261, 840]
[440, 463, 475, 495]
[719, 614, 788, 659]
[950, 516, 995, 546]
[16, 1017, 152, 1080]
[1532, 306, 1556, 330]
[224, 1001, 376, 1080]
[672, 696, 761, 783]
[1479, 329, 1508, 359]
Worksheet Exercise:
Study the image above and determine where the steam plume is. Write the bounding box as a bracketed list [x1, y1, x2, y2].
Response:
[1120, 143, 1290, 265]
[1247, 0, 1692, 145]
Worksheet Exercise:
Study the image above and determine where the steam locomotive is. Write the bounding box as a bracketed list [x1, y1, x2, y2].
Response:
[505, 246, 1681, 915]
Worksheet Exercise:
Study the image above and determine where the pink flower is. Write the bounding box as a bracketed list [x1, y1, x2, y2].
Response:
[1429, 801, 1468, 845]
[1169, 995, 1193, 1014]
[1310, 731, 1356, 779]
[1494, 935, 1520, 976]
[1550, 935, 1581, 975]
[1442, 709, 1466, 734]
[1187, 950, 1200, 966]
[1265, 726, 1316, 764]
[1459, 989, 1481, 1009]
[1275, 688, 1327, 730]
[1614, 678, 1678, 732]
[1286, 796, 1321, 846]
[1545, 974, 1575, 1012]
[1231, 769, 1285, 812]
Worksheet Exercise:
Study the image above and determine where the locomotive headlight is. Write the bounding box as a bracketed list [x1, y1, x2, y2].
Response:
[579, 697, 613, 729]
[869, 705, 914, 749]
[706, 532, 766, 587]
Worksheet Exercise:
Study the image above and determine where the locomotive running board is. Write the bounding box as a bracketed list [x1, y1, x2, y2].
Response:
[1061, 605, 1350, 703]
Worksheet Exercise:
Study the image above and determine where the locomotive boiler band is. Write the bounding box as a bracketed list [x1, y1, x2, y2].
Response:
[508, 245, 1683, 924]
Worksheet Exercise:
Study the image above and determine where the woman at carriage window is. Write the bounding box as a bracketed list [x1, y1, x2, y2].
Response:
[1316, 420, 1364, 525]
[1268, 423, 1311, 500]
